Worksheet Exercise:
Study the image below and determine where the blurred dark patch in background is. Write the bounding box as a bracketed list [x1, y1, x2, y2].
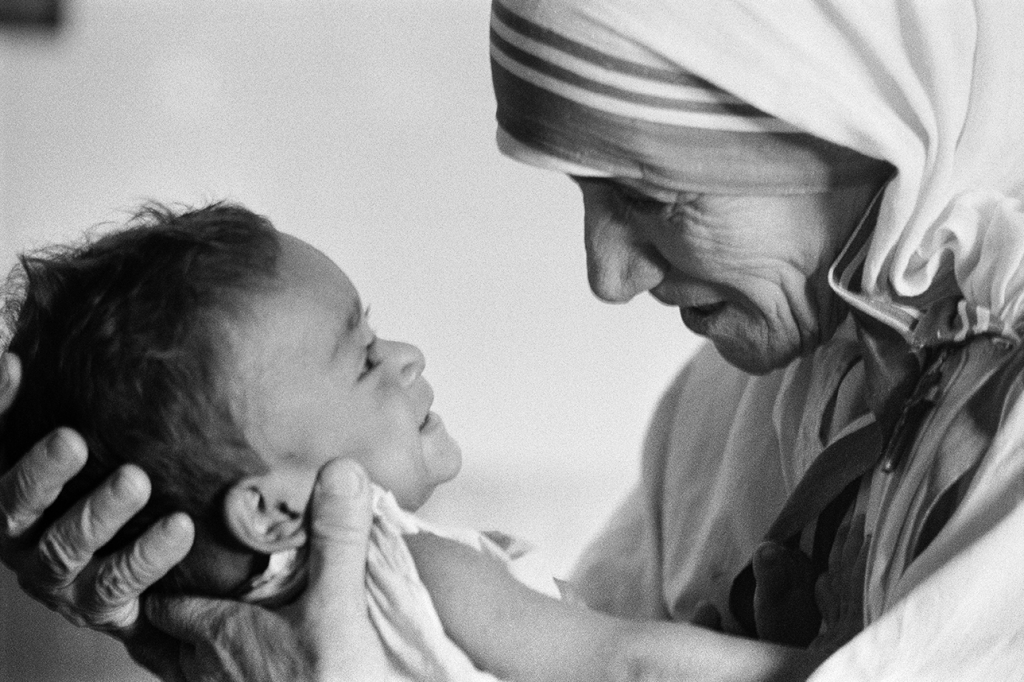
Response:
[0, 0, 62, 30]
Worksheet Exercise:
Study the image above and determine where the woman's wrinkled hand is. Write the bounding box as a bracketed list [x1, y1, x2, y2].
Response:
[809, 514, 868, 658]
[0, 353, 197, 679]
[146, 458, 402, 682]
[752, 540, 820, 646]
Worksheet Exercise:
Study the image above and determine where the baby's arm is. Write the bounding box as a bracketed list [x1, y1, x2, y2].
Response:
[405, 532, 615, 681]
[406, 533, 820, 682]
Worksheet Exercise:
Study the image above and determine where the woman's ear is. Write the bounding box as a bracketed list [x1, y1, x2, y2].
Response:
[224, 475, 309, 554]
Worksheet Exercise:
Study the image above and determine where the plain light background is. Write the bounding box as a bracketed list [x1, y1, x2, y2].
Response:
[1, 2, 702, 679]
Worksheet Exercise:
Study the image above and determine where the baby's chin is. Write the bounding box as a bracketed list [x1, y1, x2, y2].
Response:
[427, 437, 462, 486]
[392, 444, 463, 512]
[422, 415, 463, 480]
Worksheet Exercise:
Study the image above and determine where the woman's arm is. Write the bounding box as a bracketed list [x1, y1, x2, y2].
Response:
[408, 533, 824, 682]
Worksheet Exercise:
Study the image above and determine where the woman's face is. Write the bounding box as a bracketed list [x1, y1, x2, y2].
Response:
[576, 177, 881, 374]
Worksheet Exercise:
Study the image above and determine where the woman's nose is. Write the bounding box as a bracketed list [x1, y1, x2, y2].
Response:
[581, 190, 666, 303]
[379, 339, 426, 385]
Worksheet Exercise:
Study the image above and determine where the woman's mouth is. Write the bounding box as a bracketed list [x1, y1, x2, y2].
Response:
[679, 303, 726, 335]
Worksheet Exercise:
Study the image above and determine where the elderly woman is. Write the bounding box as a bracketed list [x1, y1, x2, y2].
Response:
[488, 0, 1024, 672]
[2, 0, 1024, 679]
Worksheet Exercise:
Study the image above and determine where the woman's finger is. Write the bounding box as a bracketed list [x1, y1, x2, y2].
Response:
[146, 593, 243, 644]
[85, 511, 194, 630]
[814, 572, 839, 625]
[0, 427, 88, 544]
[0, 352, 21, 414]
[305, 458, 374, 626]
[148, 594, 313, 682]
[752, 541, 795, 597]
[841, 515, 866, 569]
[32, 463, 151, 591]
[691, 601, 723, 631]
[119, 613, 191, 682]
[828, 510, 856, 574]
[303, 458, 394, 679]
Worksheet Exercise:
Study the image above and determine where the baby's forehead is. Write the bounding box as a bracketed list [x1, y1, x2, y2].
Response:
[276, 232, 350, 281]
[229, 232, 368, 372]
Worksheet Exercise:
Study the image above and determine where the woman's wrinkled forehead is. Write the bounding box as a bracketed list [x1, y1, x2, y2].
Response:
[490, 0, 884, 195]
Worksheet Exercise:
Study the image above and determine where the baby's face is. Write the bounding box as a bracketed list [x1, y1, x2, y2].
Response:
[231, 233, 461, 510]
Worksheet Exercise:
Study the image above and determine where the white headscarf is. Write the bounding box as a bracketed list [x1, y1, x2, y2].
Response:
[491, 0, 1024, 334]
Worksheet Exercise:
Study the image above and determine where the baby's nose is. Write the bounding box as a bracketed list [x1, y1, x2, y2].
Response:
[382, 339, 425, 385]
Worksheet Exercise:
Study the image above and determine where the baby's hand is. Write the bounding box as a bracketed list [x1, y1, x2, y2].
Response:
[809, 514, 869, 658]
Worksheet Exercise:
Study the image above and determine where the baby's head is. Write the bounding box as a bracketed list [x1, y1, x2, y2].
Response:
[0, 202, 461, 598]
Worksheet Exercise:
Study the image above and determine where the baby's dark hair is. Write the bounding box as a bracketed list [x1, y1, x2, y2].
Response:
[0, 201, 281, 563]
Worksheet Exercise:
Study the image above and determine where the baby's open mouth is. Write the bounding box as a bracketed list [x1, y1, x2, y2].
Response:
[420, 411, 447, 435]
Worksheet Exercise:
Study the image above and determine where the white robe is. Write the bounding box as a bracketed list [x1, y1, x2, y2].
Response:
[571, 332, 1024, 679]
[492, 2, 1024, 676]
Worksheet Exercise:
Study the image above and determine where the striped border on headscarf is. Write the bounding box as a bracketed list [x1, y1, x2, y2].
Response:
[491, 1, 794, 133]
[490, 0, 890, 194]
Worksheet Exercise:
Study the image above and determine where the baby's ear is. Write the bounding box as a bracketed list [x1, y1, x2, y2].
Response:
[224, 475, 308, 554]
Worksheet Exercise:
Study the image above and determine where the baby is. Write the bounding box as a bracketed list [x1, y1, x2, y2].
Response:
[0, 202, 865, 679]
[0, 202, 566, 680]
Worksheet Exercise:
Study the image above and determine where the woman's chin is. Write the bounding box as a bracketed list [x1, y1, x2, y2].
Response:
[713, 335, 802, 375]
[705, 311, 812, 375]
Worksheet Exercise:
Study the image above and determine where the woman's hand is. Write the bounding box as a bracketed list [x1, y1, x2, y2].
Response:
[0, 354, 196, 678]
[146, 458, 398, 681]
[809, 515, 868, 658]
[752, 541, 820, 646]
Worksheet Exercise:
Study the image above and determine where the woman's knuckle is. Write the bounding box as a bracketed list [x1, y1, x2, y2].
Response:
[1, 467, 42, 538]
[126, 541, 164, 586]
[1, 511, 21, 540]
[36, 534, 80, 589]
[91, 555, 137, 607]
[81, 569, 139, 628]
[54, 602, 92, 629]
[92, 602, 138, 631]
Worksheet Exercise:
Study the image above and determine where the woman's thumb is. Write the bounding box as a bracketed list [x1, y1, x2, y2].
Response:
[306, 458, 374, 619]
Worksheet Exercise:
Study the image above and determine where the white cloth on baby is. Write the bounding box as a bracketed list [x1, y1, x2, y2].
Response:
[242, 485, 560, 681]
[366, 486, 561, 681]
